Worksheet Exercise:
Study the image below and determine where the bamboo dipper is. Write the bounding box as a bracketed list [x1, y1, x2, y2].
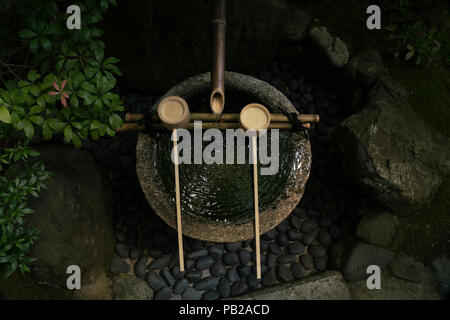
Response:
[239, 103, 271, 279]
[157, 96, 191, 272]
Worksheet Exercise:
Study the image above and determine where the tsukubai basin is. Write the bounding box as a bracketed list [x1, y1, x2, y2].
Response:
[136, 72, 312, 242]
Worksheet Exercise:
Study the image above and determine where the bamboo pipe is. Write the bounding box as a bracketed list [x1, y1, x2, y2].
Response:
[125, 112, 320, 124]
[116, 121, 311, 132]
[210, 0, 226, 115]
[172, 129, 184, 272]
[252, 135, 261, 279]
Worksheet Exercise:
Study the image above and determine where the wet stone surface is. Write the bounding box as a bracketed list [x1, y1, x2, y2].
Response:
[82, 62, 366, 300]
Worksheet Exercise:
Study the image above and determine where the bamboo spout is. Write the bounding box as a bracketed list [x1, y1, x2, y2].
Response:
[210, 0, 226, 115]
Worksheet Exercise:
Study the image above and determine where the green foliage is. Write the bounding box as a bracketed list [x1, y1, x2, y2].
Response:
[385, 1, 448, 66]
[0, 0, 124, 147]
[0, 141, 52, 278]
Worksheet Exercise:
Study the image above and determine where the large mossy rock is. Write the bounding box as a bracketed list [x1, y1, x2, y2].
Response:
[103, 0, 289, 93]
[26, 144, 115, 288]
[334, 77, 450, 211]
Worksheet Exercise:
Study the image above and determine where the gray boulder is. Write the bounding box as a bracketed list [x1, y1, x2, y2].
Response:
[26, 144, 115, 287]
[345, 48, 384, 86]
[343, 242, 395, 282]
[335, 77, 450, 211]
[103, 0, 289, 93]
[356, 208, 396, 247]
[113, 276, 154, 300]
[391, 255, 425, 283]
[309, 26, 349, 68]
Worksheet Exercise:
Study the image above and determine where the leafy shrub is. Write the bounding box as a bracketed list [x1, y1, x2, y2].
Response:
[0, 141, 52, 277]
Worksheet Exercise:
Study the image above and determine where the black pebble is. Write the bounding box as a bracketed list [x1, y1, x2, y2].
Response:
[115, 243, 130, 259]
[290, 215, 302, 229]
[262, 269, 277, 287]
[251, 238, 268, 252]
[307, 209, 321, 219]
[319, 216, 333, 228]
[153, 231, 170, 246]
[154, 286, 172, 300]
[308, 245, 327, 258]
[210, 262, 227, 277]
[300, 254, 314, 270]
[302, 230, 318, 245]
[329, 225, 341, 239]
[247, 274, 261, 289]
[319, 229, 332, 247]
[186, 249, 208, 260]
[171, 265, 185, 280]
[238, 249, 251, 264]
[238, 265, 251, 278]
[293, 207, 308, 218]
[268, 243, 283, 255]
[267, 253, 279, 269]
[196, 256, 215, 270]
[287, 242, 305, 255]
[314, 255, 328, 271]
[225, 242, 242, 253]
[227, 267, 239, 282]
[218, 279, 231, 298]
[278, 254, 297, 264]
[148, 249, 163, 259]
[301, 220, 319, 233]
[134, 255, 148, 279]
[262, 229, 278, 241]
[276, 233, 289, 246]
[145, 270, 165, 290]
[173, 279, 189, 294]
[276, 220, 289, 233]
[187, 237, 203, 250]
[223, 253, 240, 266]
[148, 257, 170, 270]
[277, 265, 294, 282]
[287, 229, 302, 241]
[202, 290, 220, 300]
[208, 244, 224, 261]
[292, 263, 307, 279]
[182, 287, 201, 300]
[130, 246, 143, 260]
[194, 277, 220, 291]
[186, 270, 202, 284]
[161, 269, 176, 286]
[231, 281, 248, 297]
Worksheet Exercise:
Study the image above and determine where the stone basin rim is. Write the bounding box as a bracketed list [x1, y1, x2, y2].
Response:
[136, 71, 312, 242]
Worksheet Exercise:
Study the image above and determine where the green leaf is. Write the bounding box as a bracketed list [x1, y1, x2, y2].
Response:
[27, 70, 41, 82]
[48, 118, 65, 131]
[24, 120, 34, 139]
[64, 126, 73, 143]
[405, 51, 415, 61]
[30, 38, 40, 54]
[19, 29, 36, 39]
[29, 116, 44, 125]
[406, 44, 414, 51]
[0, 106, 12, 124]
[42, 122, 52, 140]
[109, 113, 123, 129]
[40, 37, 52, 51]
[72, 134, 82, 148]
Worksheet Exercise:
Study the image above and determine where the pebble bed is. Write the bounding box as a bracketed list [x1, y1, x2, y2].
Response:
[82, 62, 362, 300]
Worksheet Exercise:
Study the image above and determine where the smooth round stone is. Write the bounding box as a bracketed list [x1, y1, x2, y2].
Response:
[218, 279, 231, 298]
[225, 242, 242, 253]
[262, 228, 278, 241]
[110, 257, 130, 274]
[115, 230, 126, 243]
[196, 256, 215, 270]
[130, 246, 143, 260]
[154, 286, 172, 300]
[116, 243, 130, 259]
[208, 244, 224, 261]
[238, 265, 251, 278]
[162, 243, 177, 255]
[266, 253, 279, 269]
[319, 229, 333, 247]
[134, 255, 148, 279]
[278, 254, 297, 264]
[252, 264, 268, 275]
[268, 243, 282, 255]
[290, 215, 302, 229]
[227, 267, 239, 283]
[186, 249, 208, 260]
[242, 239, 252, 248]
[187, 237, 203, 250]
[171, 266, 185, 280]
[276, 233, 289, 246]
[185, 259, 195, 272]
[277, 264, 293, 282]
[293, 207, 307, 218]
[231, 281, 248, 297]
[251, 238, 268, 252]
[173, 279, 189, 294]
[247, 274, 261, 289]
[300, 254, 314, 270]
[186, 271, 203, 284]
[251, 252, 267, 264]
[319, 216, 333, 228]
[314, 255, 328, 271]
[276, 220, 289, 233]
[202, 290, 220, 300]
[301, 220, 319, 233]
[146, 270, 165, 290]
[210, 262, 227, 277]
[169, 254, 180, 268]
[182, 287, 201, 300]
[161, 269, 176, 286]
[262, 269, 277, 287]
[309, 245, 327, 258]
[287, 229, 302, 241]
[329, 225, 341, 239]
[194, 277, 220, 291]
[292, 262, 307, 279]
[148, 257, 170, 270]
[169, 295, 182, 300]
[287, 242, 305, 255]
[238, 249, 251, 265]
[148, 249, 163, 259]
[223, 253, 240, 266]
[302, 230, 318, 245]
